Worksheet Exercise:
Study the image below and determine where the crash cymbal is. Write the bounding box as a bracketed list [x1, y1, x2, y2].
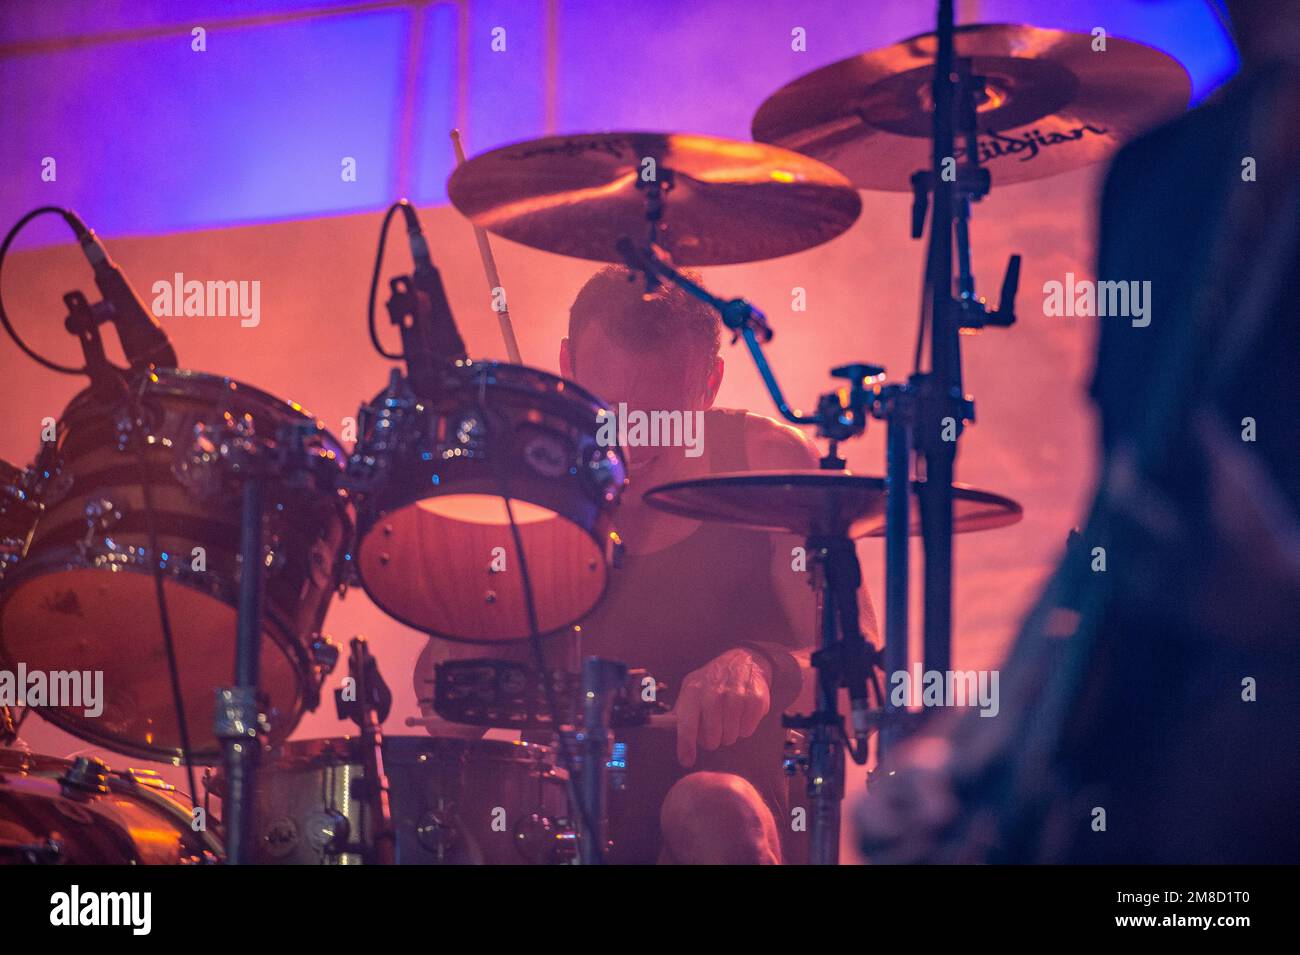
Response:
[643, 470, 1022, 539]
[447, 132, 862, 265]
[752, 23, 1191, 191]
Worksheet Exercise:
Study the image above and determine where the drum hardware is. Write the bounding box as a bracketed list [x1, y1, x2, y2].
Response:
[0, 459, 31, 749]
[64, 289, 208, 804]
[364, 198, 466, 391]
[0, 748, 222, 865]
[621, 116, 1023, 860]
[739, 16, 1186, 824]
[0, 210, 353, 874]
[570, 657, 627, 865]
[0, 461, 38, 585]
[645, 465, 1020, 865]
[333, 637, 396, 865]
[421, 654, 668, 864]
[208, 736, 572, 864]
[384, 223, 467, 397]
[198, 410, 351, 866]
[882, 0, 1004, 724]
[0, 370, 352, 767]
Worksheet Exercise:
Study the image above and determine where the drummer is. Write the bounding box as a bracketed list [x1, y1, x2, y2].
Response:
[431, 265, 879, 864]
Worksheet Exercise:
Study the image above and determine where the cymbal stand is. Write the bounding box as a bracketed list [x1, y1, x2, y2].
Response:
[905, 0, 1019, 701]
[209, 416, 342, 864]
[615, 239, 887, 863]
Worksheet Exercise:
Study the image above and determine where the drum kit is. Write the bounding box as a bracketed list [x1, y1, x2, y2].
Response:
[0, 9, 1188, 865]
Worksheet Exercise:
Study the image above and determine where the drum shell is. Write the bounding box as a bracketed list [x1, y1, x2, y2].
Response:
[350, 362, 626, 642]
[237, 735, 569, 864]
[0, 370, 353, 761]
[0, 749, 222, 865]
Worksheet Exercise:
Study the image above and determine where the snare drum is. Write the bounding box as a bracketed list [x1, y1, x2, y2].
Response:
[226, 735, 571, 864]
[0, 749, 221, 864]
[348, 360, 626, 642]
[0, 370, 353, 761]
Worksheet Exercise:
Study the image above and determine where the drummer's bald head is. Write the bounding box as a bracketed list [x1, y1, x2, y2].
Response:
[566, 265, 721, 387]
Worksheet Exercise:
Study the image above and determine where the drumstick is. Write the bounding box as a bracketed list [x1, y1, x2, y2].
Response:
[451, 129, 523, 365]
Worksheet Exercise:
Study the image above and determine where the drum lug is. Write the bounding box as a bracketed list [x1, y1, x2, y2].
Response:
[304, 809, 351, 856]
[345, 372, 415, 494]
[415, 808, 459, 856]
[213, 686, 270, 741]
[79, 497, 122, 555]
[35, 461, 73, 511]
[175, 420, 230, 504]
[113, 408, 136, 452]
[309, 633, 341, 678]
[60, 755, 112, 795]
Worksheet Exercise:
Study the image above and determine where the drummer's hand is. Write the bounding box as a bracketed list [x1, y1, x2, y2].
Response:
[675, 648, 772, 768]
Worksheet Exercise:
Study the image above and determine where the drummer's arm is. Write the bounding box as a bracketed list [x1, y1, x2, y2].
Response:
[742, 415, 883, 714]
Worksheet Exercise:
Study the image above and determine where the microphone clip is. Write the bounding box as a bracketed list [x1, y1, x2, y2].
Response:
[62, 289, 131, 395]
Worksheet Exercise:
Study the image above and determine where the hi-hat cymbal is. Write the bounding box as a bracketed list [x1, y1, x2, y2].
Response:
[447, 132, 862, 265]
[752, 23, 1191, 191]
[643, 471, 1022, 539]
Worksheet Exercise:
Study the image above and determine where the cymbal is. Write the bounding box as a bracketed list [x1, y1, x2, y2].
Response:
[752, 23, 1191, 191]
[447, 132, 862, 265]
[643, 470, 1022, 539]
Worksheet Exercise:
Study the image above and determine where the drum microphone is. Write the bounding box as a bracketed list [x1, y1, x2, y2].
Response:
[399, 201, 467, 363]
[63, 210, 178, 370]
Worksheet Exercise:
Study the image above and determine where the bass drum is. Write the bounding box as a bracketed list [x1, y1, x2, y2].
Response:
[230, 736, 572, 864]
[0, 749, 221, 864]
[0, 370, 353, 762]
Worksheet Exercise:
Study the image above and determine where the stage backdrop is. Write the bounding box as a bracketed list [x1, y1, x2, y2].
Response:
[0, 0, 1235, 861]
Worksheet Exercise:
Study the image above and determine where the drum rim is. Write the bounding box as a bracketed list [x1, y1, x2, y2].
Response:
[64, 367, 345, 451]
[0, 749, 223, 858]
[439, 359, 616, 416]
